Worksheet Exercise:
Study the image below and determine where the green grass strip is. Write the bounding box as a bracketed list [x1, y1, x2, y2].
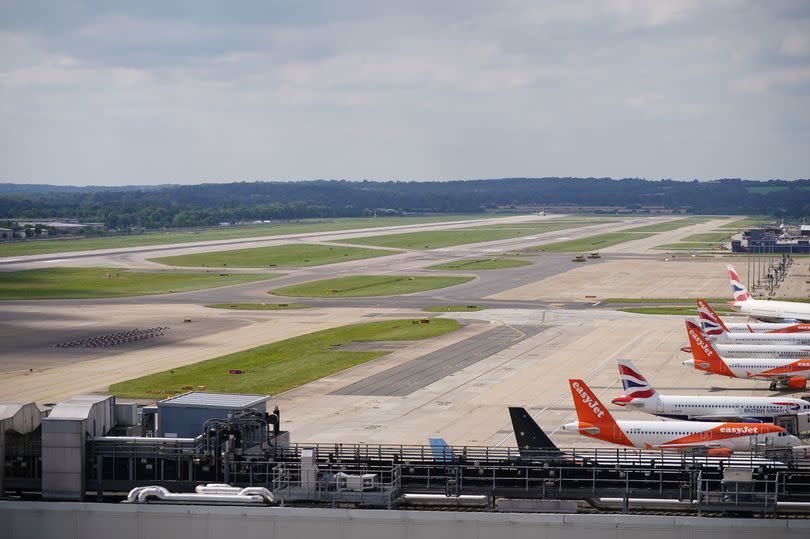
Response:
[427, 258, 532, 270]
[109, 318, 462, 398]
[151, 244, 397, 268]
[0, 215, 499, 258]
[335, 219, 602, 250]
[270, 275, 473, 297]
[0, 268, 279, 300]
[622, 217, 712, 233]
[653, 243, 724, 251]
[620, 306, 735, 316]
[530, 232, 655, 252]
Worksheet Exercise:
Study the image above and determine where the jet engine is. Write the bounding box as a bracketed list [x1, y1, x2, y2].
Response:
[785, 377, 807, 389]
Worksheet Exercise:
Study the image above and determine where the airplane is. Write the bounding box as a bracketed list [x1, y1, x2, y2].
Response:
[683, 320, 810, 390]
[697, 300, 810, 345]
[727, 264, 810, 323]
[611, 358, 810, 421]
[562, 378, 801, 455]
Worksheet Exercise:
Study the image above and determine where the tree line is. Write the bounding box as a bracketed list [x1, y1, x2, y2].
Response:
[0, 178, 807, 229]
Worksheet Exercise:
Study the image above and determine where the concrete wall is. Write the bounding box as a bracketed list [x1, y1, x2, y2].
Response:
[2, 502, 809, 539]
[40, 418, 86, 500]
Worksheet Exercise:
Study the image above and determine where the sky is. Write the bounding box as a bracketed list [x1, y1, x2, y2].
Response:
[1, 1, 809, 186]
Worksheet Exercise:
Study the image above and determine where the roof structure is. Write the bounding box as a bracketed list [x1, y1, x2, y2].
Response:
[158, 392, 270, 409]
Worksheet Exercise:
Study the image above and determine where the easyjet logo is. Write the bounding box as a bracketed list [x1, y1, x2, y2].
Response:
[689, 329, 714, 357]
[572, 381, 606, 418]
[720, 426, 761, 435]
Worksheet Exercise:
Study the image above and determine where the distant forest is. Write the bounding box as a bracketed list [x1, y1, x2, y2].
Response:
[0, 178, 807, 229]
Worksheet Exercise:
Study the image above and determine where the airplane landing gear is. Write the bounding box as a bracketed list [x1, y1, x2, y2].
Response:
[769, 381, 777, 391]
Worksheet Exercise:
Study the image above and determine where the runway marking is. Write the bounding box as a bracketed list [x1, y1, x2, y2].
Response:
[492, 329, 651, 446]
[545, 327, 677, 439]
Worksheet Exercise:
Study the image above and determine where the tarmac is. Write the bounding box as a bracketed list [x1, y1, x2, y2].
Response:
[2, 213, 806, 449]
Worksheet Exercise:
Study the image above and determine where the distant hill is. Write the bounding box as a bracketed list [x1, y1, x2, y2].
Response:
[0, 177, 807, 229]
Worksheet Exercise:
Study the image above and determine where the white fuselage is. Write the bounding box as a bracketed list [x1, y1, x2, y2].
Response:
[563, 419, 801, 450]
[711, 332, 810, 346]
[725, 322, 810, 333]
[617, 420, 798, 450]
[721, 358, 810, 381]
[736, 299, 810, 323]
[714, 342, 810, 359]
[629, 395, 810, 421]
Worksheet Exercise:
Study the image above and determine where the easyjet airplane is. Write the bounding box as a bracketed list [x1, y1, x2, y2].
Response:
[683, 320, 810, 390]
[612, 358, 810, 421]
[562, 378, 801, 455]
[727, 264, 810, 322]
[697, 300, 810, 345]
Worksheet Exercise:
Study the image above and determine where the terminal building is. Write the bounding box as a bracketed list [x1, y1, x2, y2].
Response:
[731, 225, 810, 254]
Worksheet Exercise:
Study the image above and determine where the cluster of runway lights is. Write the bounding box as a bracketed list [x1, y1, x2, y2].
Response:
[560, 266, 810, 456]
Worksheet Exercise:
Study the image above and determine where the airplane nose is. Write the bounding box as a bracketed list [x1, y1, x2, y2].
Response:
[683, 359, 695, 367]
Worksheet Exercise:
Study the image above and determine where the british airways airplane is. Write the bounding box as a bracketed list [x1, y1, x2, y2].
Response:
[612, 358, 810, 421]
[697, 300, 810, 345]
[727, 264, 810, 323]
[562, 378, 800, 455]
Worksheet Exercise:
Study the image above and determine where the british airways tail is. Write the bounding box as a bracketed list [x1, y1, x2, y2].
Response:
[612, 359, 658, 405]
[727, 264, 751, 303]
[697, 299, 730, 336]
[508, 407, 561, 456]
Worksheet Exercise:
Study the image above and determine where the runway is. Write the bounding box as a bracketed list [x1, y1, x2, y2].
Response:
[4, 213, 798, 450]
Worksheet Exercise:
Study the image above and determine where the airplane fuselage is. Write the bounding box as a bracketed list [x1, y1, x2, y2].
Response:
[725, 322, 810, 334]
[713, 342, 810, 359]
[735, 299, 810, 323]
[565, 419, 798, 451]
[628, 395, 810, 421]
[711, 332, 810, 345]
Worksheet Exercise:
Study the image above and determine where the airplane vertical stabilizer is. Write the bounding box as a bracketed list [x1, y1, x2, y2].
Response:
[508, 407, 560, 456]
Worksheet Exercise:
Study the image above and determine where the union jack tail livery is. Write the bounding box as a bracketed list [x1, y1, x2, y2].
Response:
[697, 299, 729, 336]
[684, 321, 734, 377]
[616, 359, 657, 401]
[727, 264, 751, 302]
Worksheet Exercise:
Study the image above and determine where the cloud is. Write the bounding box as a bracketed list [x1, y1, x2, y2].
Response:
[0, 0, 809, 184]
[781, 29, 810, 57]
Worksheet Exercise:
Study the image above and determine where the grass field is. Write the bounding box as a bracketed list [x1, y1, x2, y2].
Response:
[206, 303, 311, 310]
[335, 219, 604, 250]
[427, 258, 532, 270]
[151, 244, 397, 268]
[620, 306, 734, 316]
[422, 305, 486, 312]
[270, 275, 474, 297]
[680, 232, 733, 243]
[622, 217, 711, 233]
[0, 215, 499, 258]
[530, 232, 655, 252]
[717, 217, 773, 229]
[602, 297, 729, 304]
[653, 243, 723, 251]
[109, 318, 462, 398]
[0, 268, 279, 300]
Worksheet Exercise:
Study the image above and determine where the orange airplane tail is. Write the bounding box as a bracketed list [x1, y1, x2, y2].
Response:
[685, 321, 734, 377]
[568, 379, 633, 446]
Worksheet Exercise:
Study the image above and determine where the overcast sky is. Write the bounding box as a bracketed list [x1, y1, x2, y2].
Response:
[1, 1, 809, 185]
